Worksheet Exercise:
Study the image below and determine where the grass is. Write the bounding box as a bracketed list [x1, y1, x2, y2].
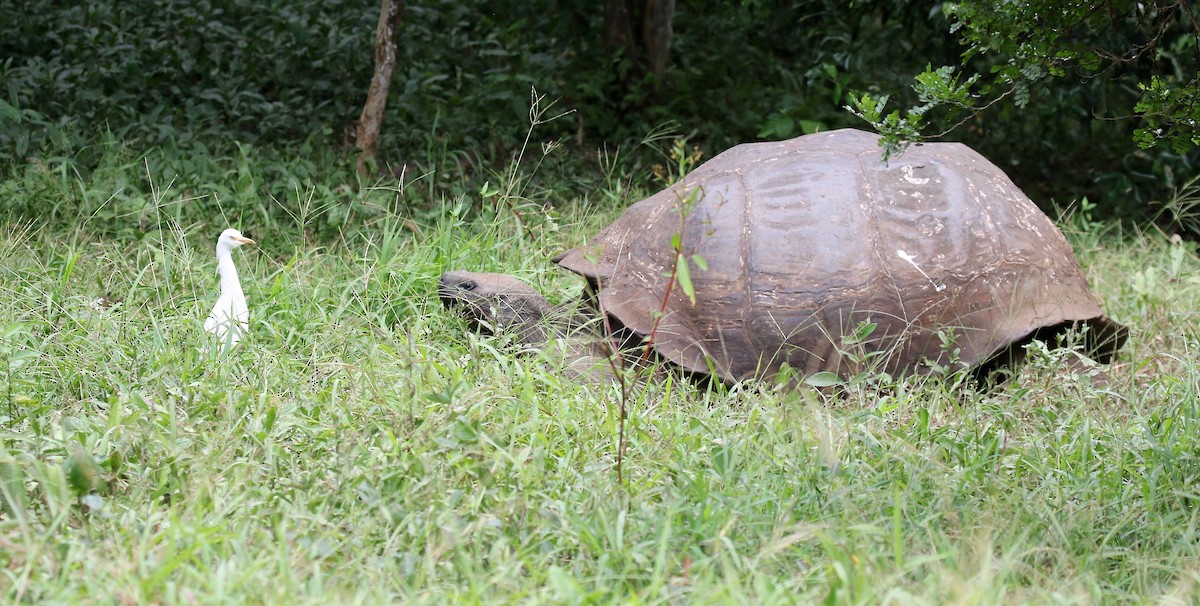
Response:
[1, 140, 1200, 605]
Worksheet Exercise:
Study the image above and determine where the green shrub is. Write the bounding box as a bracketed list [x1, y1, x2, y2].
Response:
[0, 0, 1194, 225]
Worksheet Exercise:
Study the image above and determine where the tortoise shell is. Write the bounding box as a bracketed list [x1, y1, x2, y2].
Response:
[554, 129, 1125, 382]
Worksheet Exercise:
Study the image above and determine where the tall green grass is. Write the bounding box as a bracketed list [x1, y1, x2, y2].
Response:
[1, 139, 1199, 604]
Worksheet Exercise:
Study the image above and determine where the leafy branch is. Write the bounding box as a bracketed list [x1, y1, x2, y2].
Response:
[850, 0, 1200, 154]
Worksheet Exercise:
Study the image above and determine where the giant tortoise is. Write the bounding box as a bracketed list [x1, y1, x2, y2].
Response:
[440, 129, 1126, 383]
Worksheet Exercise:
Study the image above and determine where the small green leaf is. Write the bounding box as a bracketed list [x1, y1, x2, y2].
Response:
[799, 120, 826, 135]
[691, 254, 708, 271]
[757, 113, 795, 139]
[39, 463, 71, 516]
[2, 322, 27, 339]
[452, 418, 479, 444]
[479, 181, 500, 197]
[804, 371, 842, 388]
[8, 349, 37, 371]
[0, 455, 27, 519]
[65, 444, 107, 496]
[264, 405, 278, 433]
[0, 98, 21, 123]
[675, 255, 696, 305]
[711, 442, 734, 477]
[548, 566, 584, 601]
[844, 321, 878, 345]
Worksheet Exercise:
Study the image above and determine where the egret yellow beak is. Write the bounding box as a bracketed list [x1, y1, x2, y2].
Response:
[235, 236, 256, 245]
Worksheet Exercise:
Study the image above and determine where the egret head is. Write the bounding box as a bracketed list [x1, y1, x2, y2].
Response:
[216, 228, 255, 254]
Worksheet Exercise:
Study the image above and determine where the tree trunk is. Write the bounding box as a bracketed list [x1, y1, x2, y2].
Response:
[602, 0, 674, 89]
[603, 0, 637, 58]
[356, 0, 404, 177]
[642, 0, 674, 85]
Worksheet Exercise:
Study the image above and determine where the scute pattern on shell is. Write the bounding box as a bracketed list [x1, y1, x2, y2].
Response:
[554, 129, 1125, 382]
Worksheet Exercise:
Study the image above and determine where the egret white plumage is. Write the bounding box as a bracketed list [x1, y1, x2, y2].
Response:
[204, 228, 255, 349]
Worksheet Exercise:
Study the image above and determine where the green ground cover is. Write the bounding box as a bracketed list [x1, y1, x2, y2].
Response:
[1, 143, 1199, 604]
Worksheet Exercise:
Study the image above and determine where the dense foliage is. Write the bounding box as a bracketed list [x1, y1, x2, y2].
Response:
[855, 0, 1199, 219]
[4, 3, 1200, 601]
[859, 1, 1199, 151]
[0, 0, 373, 151]
[0, 0, 1196, 226]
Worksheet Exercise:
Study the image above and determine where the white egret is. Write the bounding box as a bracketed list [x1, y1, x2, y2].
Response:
[204, 228, 256, 350]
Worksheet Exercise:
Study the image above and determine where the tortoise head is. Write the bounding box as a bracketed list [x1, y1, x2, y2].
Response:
[438, 271, 555, 346]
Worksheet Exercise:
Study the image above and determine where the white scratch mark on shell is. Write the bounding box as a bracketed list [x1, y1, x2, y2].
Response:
[897, 249, 946, 292]
[901, 165, 930, 185]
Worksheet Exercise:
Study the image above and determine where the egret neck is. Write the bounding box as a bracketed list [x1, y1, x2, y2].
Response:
[216, 242, 245, 304]
[205, 228, 255, 349]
